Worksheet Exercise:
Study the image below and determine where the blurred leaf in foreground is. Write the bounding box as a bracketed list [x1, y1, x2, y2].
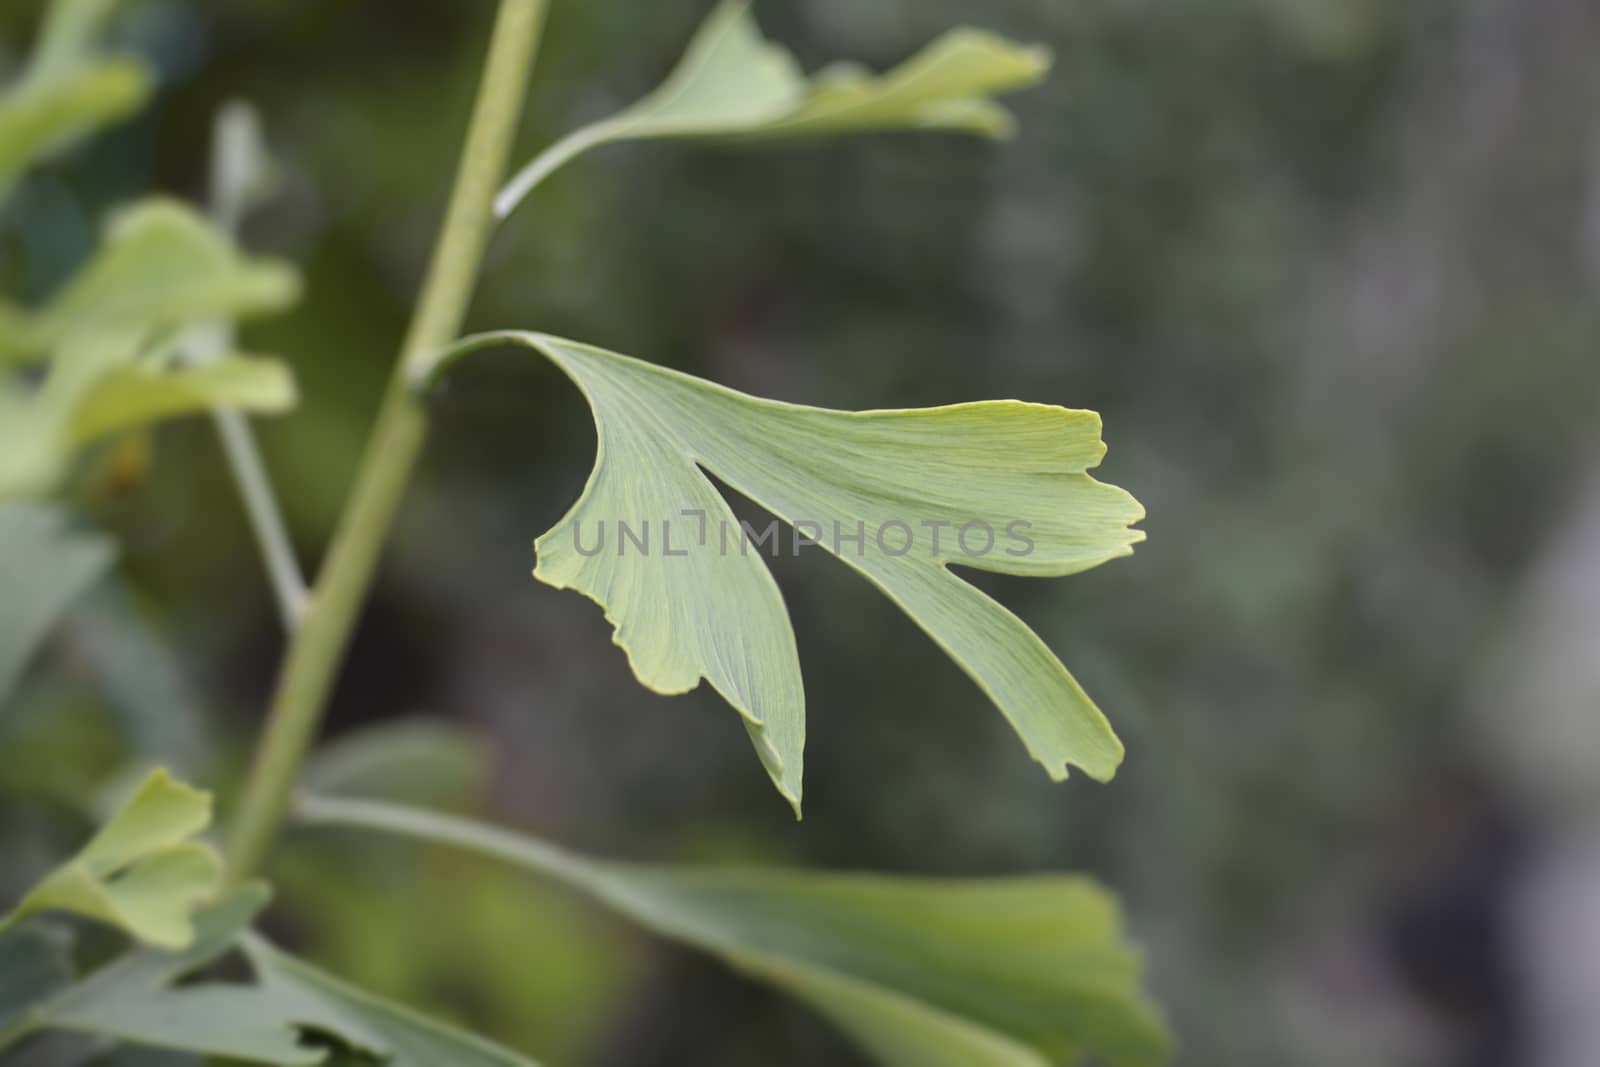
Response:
[303, 717, 491, 812]
[0, 201, 302, 498]
[0, 922, 74, 1035]
[0, 199, 300, 365]
[0, 0, 151, 205]
[300, 795, 1173, 1067]
[0, 882, 547, 1065]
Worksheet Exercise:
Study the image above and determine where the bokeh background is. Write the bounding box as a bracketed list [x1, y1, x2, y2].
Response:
[4, 1, 1600, 1065]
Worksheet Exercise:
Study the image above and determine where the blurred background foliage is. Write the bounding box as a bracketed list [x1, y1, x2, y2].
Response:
[4, 0, 1600, 1065]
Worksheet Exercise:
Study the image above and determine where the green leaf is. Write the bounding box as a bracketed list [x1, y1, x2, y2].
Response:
[0, 502, 114, 705]
[0, 200, 300, 497]
[0, 768, 222, 949]
[3, 884, 545, 1066]
[23, 0, 123, 88]
[300, 795, 1172, 1067]
[0, 331, 297, 500]
[303, 718, 491, 811]
[0, 199, 301, 365]
[0, 59, 149, 202]
[17, 885, 321, 1064]
[68, 353, 297, 443]
[238, 934, 546, 1067]
[495, 0, 1050, 217]
[0, 0, 151, 203]
[0, 923, 74, 1037]
[424, 333, 1143, 813]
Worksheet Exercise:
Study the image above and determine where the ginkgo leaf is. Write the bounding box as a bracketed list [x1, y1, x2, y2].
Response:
[0, 503, 114, 706]
[0, 199, 301, 365]
[8, 886, 324, 1064]
[0, 768, 223, 949]
[0, 60, 148, 202]
[0, 884, 545, 1067]
[299, 795, 1173, 1067]
[423, 332, 1144, 814]
[68, 353, 297, 443]
[495, 0, 1050, 218]
[303, 718, 491, 811]
[0, 0, 152, 204]
[238, 933, 547, 1067]
[0, 330, 297, 499]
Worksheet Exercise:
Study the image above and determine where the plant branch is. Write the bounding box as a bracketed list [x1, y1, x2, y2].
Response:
[225, 0, 548, 880]
[210, 400, 308, 630]
[200, 103, 309, 632]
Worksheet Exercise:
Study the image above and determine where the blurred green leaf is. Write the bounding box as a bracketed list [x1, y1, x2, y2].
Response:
[0, 502, 114, 706]
[273, 838, 629, 1064]
[69, 353, 296, 442]
[0, 768, 221, 949]
[0, 60, 148, 203]
[303, 718, 490, 811]
[5, 886, 319, 1063]
[0, 199, 301, 365]
[0, 336, 297, 497]
[0, 333, 297, 500]
[426, 333, 1143, 812]
[68, 585, 216, 776]
[23, 0, 122, 87]
[239, 933, 545, 1067]
[0, 922, 73, 1035]
[496, 0, 1050, 217]
[0, 0, 150, 204]
[301, 796, 1172, 1067]
[1, 884, 545, 1066]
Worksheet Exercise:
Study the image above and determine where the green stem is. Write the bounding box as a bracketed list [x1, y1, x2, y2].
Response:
[201, 102, 309, 632]
[225, 0, 548, 881]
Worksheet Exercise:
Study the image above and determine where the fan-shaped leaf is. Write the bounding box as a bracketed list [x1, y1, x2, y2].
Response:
[0, 768, 222, 949]
[0, 200, 300, 499]
[0, 199, 300, 365]
[300, 795, 1172, 1067]
[0, 329, 296, 499]
[496, 0, 1050, 217]
[423, 332, 1143, 812]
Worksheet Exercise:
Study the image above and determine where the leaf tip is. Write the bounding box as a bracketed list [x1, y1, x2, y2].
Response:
[1021, 42, 1054, 79]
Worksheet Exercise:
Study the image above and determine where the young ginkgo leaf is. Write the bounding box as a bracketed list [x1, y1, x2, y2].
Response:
[0, 198, 300, 365]
[0, 768, 222, 949]
[0, 329, 297, 499]
[299, 795, 1173, 1067]
[422, 333, 1145, 815]
[0, 60, 148, 203]
[0, 0, 152, 205]
[495, 0, 1050, 218]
